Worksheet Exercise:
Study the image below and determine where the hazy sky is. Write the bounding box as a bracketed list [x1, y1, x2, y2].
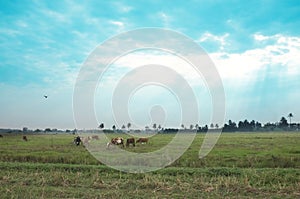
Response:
[0, 0, 299, 129]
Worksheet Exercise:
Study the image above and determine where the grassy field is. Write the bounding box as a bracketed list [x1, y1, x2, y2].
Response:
[0, 132, 299, 198]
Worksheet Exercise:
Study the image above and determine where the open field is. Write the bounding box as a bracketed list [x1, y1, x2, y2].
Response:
[0, 132, 299, 198]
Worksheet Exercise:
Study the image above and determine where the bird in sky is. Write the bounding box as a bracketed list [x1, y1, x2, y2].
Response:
[44, 95, 48, 98]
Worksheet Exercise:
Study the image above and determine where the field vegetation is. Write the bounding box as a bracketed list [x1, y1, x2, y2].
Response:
[0, 132, 299, 198]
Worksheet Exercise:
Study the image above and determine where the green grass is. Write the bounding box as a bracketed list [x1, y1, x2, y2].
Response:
[0, 132, 299, 198]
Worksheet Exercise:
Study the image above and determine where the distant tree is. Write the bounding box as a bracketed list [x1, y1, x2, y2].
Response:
[98, 123, 104, 129]
[112, 125, 116, 131]
[127, 122, 131, 130]
[158, 124, 162, 130]
[223, 120, 237, 132]
[255, 121, 262, 129]
[195, 124, 199, 130]
[121, 125, 126, 131]
[243, 120, 250, 131]
[264, 122, 276, 131]
[238, 121, 244, 130]
[237, 119, 254, 131]
[288, 113, 293, 129]
[152, 123, 157, 130]
[145, 126, 150, 131]
[279, 117, 288, 129]
[203, 125, 208, 132]
[44, 128, 52, 133]
[250, 120, 256, 131]
[181, 124, 185, 129]
[23, 127, 28, 132]
[215, 124, 219, 129]
[163, 128, 178, 133]
[189, 124, 194, 130]
[229, 120, 237, 131]
[210, 123, 214, 129]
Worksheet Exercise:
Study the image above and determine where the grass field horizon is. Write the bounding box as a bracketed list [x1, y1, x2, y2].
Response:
[1, 132, 299, 198]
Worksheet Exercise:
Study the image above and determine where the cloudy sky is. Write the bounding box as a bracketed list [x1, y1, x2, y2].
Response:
[0, 0, 299, 129]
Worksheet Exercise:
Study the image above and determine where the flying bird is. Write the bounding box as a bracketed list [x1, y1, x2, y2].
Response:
[44, 95, 48, 98]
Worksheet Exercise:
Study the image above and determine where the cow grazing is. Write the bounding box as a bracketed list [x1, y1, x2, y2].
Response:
[136, 138, 148, 144]
[92, 135, 99, 140]
[23, 135, 28, 141]
[107, 137, 124, 148]
[126, 137, 135, 147]
[74, 136, 81, 146]
[82, 135, 99, 145]
[82, 137, 90, 145]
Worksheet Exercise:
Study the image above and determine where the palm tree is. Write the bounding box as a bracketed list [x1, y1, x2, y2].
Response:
[158, 124, 162, 130]
[98, 123, 104, 129]
[152, 123, 157, 130]
[189, 124, 194, 130]
[215, 124, 219, 129]
[288, 113, 293, 129]
[127, 122, 131, 131]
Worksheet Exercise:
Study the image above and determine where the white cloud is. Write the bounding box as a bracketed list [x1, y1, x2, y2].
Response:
[98, 33, 300, 90]
[109, 20, 126, 32]
[211, 34, 300, 82]
[253, 34, 269, 41]
[101, 33, 300, 83]
[197, 32, 229, 51]
[100, 50, 207, 88]
[110, 20, 124, 27]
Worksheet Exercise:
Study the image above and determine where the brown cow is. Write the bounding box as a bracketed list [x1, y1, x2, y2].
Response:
[136, 138, 148, 144]
[126, 137, 135, 147]
[92, 135, 99, 140]
[23, 135, 28, 141]
[107, 137, 124, 148]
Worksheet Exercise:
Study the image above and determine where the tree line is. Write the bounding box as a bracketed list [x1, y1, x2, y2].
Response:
[96, 113, 299, 133]
[2, 114, 298, 134]
[222, 116, 299, 132]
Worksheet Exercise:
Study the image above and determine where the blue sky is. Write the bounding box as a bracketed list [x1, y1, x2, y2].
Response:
[0, 0, 299, 129]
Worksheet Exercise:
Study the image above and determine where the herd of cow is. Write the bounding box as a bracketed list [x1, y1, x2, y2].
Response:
[6, 134, 149, 149]
[74, 136, 149, 148]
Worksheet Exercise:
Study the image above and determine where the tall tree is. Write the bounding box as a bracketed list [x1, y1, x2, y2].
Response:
[190, 124, 194, 130]
[158, 124, 162, 130]
[152, 123, 157, 130]
[127, 122, 131, 130]
[279, 117, 288, 129]
[145, 126, 150, 131]
[288, 113, 293, 128]
[98, 123, 104, 129]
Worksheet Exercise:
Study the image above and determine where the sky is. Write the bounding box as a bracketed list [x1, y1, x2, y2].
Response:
[0, 0, 299, 130]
